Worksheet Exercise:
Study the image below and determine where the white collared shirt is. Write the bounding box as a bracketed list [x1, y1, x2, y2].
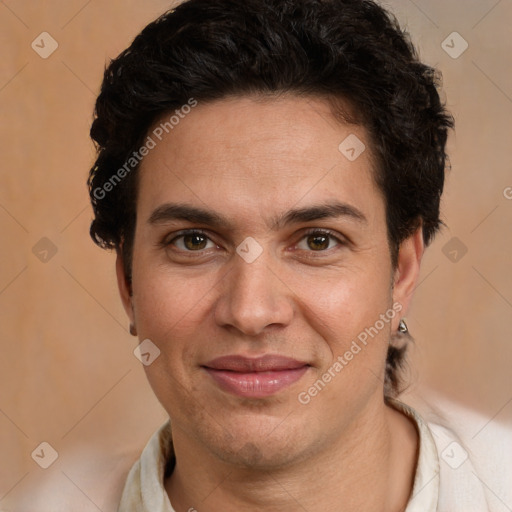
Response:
[117, 400, 492, 511]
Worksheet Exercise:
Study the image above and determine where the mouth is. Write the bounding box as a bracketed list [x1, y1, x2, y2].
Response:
[202, 354, 311, 398]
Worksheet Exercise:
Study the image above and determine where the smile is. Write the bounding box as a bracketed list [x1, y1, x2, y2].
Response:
[202, 354, 310, 398]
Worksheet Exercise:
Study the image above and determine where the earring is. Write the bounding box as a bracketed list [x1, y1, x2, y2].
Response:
[129, 323, 138, 336]
[398, 319, 408, 334]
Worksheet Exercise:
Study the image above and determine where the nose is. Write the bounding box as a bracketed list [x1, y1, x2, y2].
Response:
[214, 251, 294, 336]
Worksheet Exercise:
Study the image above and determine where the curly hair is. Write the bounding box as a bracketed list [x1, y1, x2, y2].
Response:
[88, 0, 453, 397]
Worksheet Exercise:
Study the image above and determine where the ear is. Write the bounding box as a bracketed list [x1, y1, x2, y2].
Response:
[116, 249, 135, 326]
[391, 226, 424, 330]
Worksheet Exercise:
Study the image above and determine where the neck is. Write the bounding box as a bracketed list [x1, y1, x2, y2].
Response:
[165, 397, 418, 512]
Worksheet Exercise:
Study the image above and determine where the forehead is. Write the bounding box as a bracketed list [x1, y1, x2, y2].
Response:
[136, 94, 383, 227]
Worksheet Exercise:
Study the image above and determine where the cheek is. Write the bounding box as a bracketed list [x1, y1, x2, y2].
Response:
[295, 277, 394, 413]
[131, 267, 212, 409]
[130, 256, 230, 374]
[289, 265, 394, 400]
[290, 264, 392, 339]
[132, 262, 210, 335]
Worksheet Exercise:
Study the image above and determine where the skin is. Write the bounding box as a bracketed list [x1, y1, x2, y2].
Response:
[117, 94, 424, 512]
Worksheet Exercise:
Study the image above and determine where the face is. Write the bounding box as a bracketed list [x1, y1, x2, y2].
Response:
[117, 95, 422, 468]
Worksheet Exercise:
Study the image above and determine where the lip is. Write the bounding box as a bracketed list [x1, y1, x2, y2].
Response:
[202, 355, 310, 398]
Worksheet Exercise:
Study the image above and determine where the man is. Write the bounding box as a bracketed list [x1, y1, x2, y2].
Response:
[87, 0, 494, 510]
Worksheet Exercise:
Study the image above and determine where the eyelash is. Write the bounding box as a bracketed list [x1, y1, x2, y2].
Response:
[162, 228, 346, 256]
[296, 228, 345, 252]
[162, 229, 214, 253]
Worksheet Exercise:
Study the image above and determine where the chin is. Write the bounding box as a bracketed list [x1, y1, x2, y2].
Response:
[199, 415, 311, 470]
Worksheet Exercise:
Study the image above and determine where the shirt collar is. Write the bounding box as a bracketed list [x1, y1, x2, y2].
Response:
[118, 400, 440, 512]
[388, 399, 440, 511]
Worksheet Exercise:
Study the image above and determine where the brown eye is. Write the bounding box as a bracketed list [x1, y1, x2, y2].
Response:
[169, 231, 216, 252]
[296, 230, 343, 252]
[307, 234, 330, 251]
[183, 233, 208, 250]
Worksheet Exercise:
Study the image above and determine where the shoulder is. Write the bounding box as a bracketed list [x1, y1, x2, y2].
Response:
[402, 391, 512, 512]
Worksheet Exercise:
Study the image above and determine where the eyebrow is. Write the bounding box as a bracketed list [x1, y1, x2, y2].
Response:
[147, 201, 367, 229]
[273, 201, 367, 229]
[148, 203, 231, 227]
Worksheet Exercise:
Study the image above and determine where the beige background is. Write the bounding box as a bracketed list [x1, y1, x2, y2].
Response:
[0, 0, 511, 510]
